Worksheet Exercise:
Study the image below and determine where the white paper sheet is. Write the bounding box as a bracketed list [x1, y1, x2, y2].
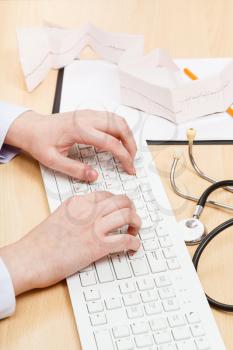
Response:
[59, 59, 233, 141]
[17, 23, 233, 124]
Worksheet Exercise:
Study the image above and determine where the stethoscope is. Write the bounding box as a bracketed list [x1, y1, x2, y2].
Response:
[170, 128, 233, 311]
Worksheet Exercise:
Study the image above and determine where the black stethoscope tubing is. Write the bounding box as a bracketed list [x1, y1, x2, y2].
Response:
[192, 180, 233, 312]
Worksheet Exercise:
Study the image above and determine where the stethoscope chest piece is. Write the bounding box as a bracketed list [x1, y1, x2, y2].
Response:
[178, 218, 206, 245]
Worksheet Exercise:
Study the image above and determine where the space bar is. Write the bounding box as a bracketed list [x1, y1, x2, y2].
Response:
[94, 330, 114, 350]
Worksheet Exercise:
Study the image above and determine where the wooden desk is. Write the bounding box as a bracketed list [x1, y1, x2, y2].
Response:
[0, 1, 233, 349]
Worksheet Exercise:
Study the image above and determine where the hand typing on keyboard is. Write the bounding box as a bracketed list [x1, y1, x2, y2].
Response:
[1, 191, 141, 296]
[5, 109, 137, 180]
[1, 108, 141, 311]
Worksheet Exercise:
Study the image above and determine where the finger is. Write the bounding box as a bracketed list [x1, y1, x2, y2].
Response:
[78, 129, 135, 174]
[105, 234, 141, 253]
[47, 151, 98, 182]
[92, 112, 137, 159]
[105, 113, 137, 159]
[85, 191, 113, 203]
[98, 208, 141, 235]
[97, 194, 134, 216]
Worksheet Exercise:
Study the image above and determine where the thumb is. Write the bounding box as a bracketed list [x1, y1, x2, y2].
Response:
[47, 152, 98, 182]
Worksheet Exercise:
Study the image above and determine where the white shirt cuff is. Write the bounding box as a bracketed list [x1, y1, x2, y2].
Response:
[0, 101, 28, 162]
[0, 257, 16, 319]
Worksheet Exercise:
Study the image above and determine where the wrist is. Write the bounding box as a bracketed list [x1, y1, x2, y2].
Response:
[0, 240, 36, 296]
[4, 110, 40, 151]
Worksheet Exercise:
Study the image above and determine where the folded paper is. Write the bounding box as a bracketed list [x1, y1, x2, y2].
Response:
[17, 22, 233, 124]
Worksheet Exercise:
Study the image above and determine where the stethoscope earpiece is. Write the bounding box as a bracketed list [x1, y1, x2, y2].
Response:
[178, 218, 206, 245]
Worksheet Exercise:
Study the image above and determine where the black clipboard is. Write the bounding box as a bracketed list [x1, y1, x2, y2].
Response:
[52, 68, 233, 146]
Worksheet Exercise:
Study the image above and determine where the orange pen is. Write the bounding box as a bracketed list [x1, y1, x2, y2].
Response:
[184, 67, 233, 117]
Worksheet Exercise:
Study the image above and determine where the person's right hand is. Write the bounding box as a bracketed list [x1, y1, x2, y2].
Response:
[0, 192, 141, 296]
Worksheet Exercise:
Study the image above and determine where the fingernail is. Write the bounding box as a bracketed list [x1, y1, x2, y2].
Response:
[85, 168, 98, 182]
[130, 165, 136, 175]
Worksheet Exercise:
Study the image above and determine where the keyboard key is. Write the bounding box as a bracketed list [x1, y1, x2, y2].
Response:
[137, 277, 155, 291]
[131, 321, 149, 335]
[154, 329, 172, 344]
[80, 264, 93, 272]
[143, 191, 155, 202]
[143, 238, 159, 251]
[128, 246, 145, 260]
[162, 298, 180, 312]
[68, 144, 79, 156]
[90, 313, 107, 326]
[155, 274, 171, 287]
[73, 182, 89, 193]
[90, 183, 105, 192]
[168, 313, 186, 327]
[140, 182, 151, 192]
[116, 337, 134, 350]
[133, 198, 145, 209]
[80, 270, 96, 287]
[106, 180, 122, 191]
[126, 188, 141, 199]
[111, 253, 132, 279]
[123, 180, 139, 191]
[134, 334, 153, 348]
[156, 227, 169, 237]
[127, 305, 144, 319]
[136, 167, 146, 178]
[131, 259, 149, 276]
[141, 218, 153, 229]
[112, 325, 130, 338]
[167, 258, 181, 270]
[119, 281, 136, 294]
[177, 339, 197, 350]
[105, 297, 122, 310]
[100, 160, 115, 170]
[190, 323, 205, 337]
[78, 144, 89, 149]
[87, 300, 104, 313]
[137, 207, 149, 219]
[116, 163, 124, 172]
[119, 172, 134, 181]
[144, 301, 162, 315]
[150, 317, 167, 331]
[195, 336, 210, 350]
[150, 211, 161, 222]
[123, 293, 141, 306]
[84, 288, 100, 301]
[95, 257, 115, 283]
[80, 147, 95, 158]
[172, 326, 191, 340]
[139, 228, 156, 240]
[83, 156, 98, 166]
[158, 286, 175, 300]
[159, 236, 173, 248]
[186, 311, 200, 324]
[158, 344, 177, 350]
[94, 329, 114, 349]
[141, 290, 158, 303]
[146, 201, 159, 212]
[97, 152, 112, 162]
[103, 169, 117, 180]
[147, 252, 167, 273]
[163, 248, 176, 259]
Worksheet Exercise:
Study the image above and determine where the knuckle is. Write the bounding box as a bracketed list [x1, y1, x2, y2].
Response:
[65, 195, 79, 207]
[45, 151, 55, 168]
[120, 117, 129, 131]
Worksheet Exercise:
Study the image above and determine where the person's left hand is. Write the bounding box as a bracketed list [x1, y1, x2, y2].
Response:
[5, 109, 137, 182]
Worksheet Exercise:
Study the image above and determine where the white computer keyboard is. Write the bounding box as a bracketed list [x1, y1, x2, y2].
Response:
[41, 142, 225, 350]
